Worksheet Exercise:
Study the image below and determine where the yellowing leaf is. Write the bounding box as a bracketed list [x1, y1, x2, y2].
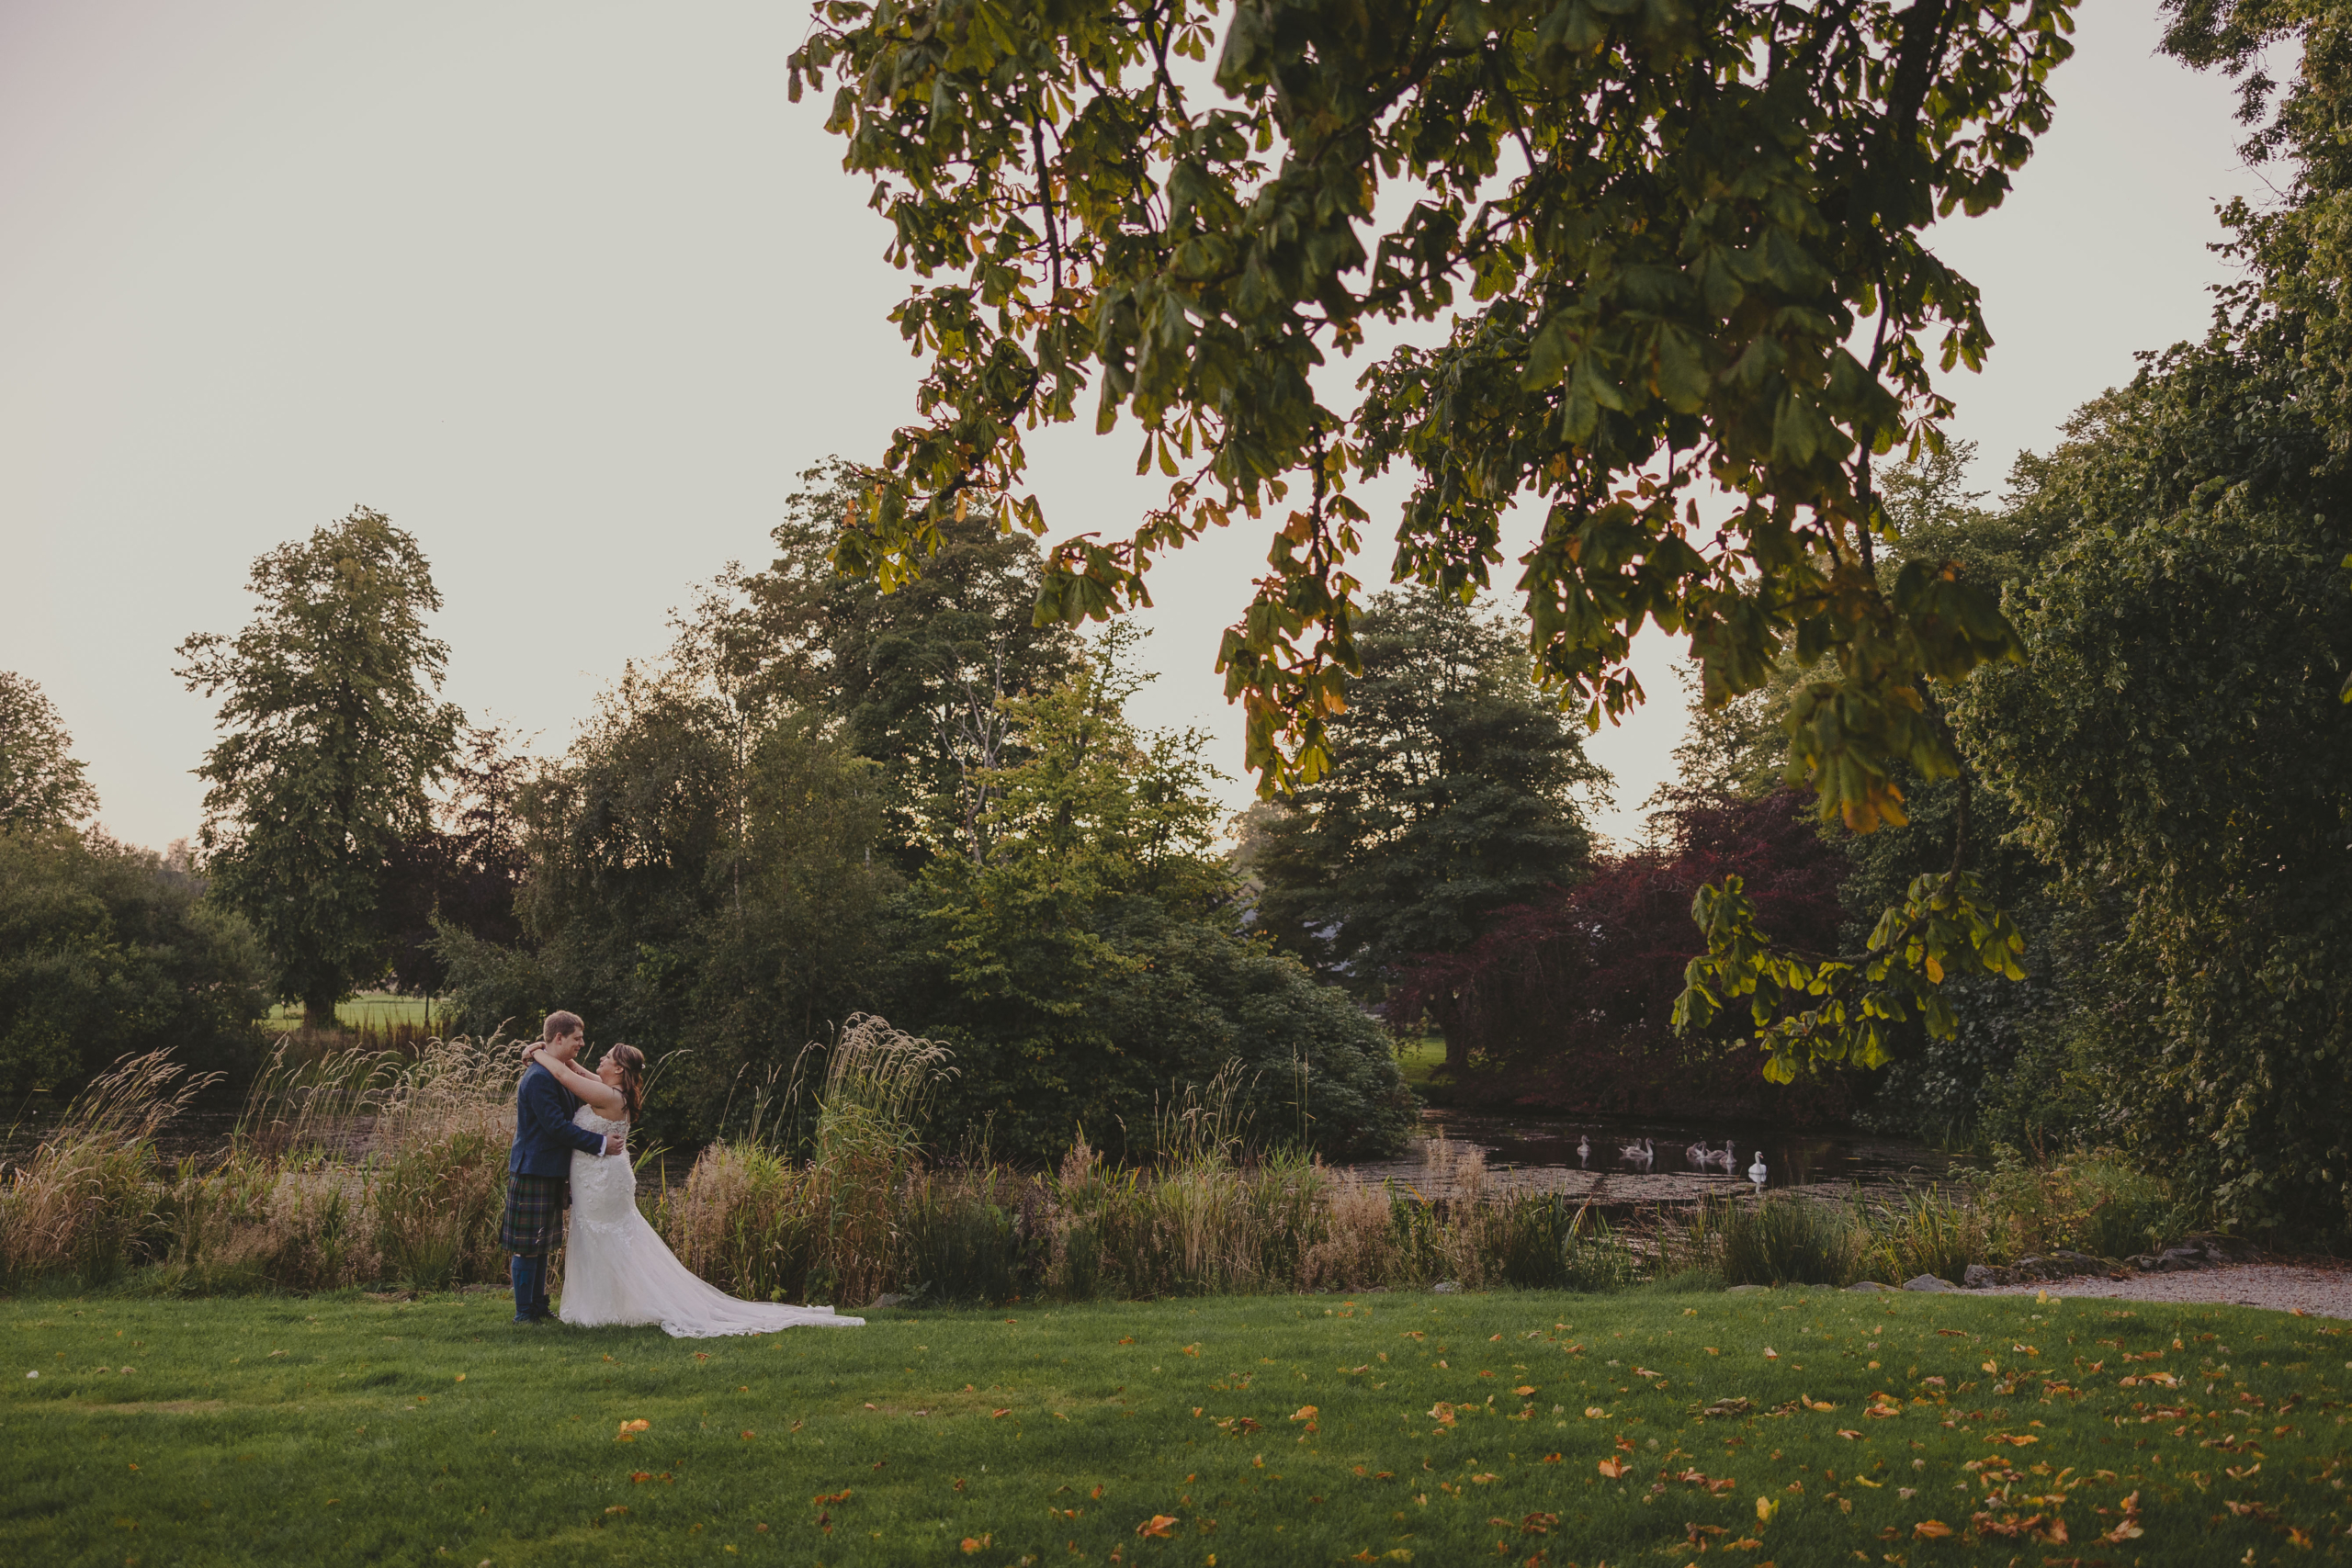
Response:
[1597, 1458, 1630, 1479]
[1136, 1515, 1178, 1538]
[1913, 1519, 1952, 1539]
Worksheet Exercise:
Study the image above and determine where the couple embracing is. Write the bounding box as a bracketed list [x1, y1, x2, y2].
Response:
[501, 1010, 862, 1338]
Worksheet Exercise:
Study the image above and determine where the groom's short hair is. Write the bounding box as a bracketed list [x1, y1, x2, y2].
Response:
[542, 1010, 584, 1043]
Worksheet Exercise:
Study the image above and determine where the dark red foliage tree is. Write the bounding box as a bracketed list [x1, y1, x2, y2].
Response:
[1387, 790, 1854, 1124]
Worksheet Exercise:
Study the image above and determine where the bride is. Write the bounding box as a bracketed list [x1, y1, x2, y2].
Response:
[521, 1040, 863, 1337]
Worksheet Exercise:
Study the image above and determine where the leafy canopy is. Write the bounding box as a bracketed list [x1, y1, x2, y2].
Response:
[176, 509, 463, 1027]
[1243, 585, 1602, 1000]
[790, 0, 2064, 835]
[0, 672, 98, 835]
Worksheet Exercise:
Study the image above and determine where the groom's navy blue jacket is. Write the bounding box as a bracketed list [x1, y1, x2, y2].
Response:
[511, 1062, 607, 1178]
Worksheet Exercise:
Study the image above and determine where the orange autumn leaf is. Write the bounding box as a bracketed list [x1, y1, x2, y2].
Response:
[1914, 1519, 1953, 1539]
[1597, 1458, 1630, 1480]
[1290, 1406, 1319, 1422]
[959, 1533, 992, 1553]
[991, 1408, 1012, 1419]
[1136, 1514, 1179, 1538]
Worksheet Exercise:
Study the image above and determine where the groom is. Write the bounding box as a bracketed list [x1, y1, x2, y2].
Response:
[502, 1010, 626, 1325]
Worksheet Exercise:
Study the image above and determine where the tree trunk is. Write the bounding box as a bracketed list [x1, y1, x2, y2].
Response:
[303, 995, 340, 1032]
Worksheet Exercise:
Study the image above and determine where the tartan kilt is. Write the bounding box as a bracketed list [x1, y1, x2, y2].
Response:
[499, 1173, 569, 1257]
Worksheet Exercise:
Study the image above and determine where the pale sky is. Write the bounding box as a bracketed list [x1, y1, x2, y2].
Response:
[1, 0, 2273, 853]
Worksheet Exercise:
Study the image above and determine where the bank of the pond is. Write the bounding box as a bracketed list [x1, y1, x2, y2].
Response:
[5, 1287, 2345, 1565]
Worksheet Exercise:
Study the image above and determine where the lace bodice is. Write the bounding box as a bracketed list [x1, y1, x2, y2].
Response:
[573, 1102, 629, 1137]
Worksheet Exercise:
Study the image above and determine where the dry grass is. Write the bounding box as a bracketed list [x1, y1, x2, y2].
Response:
[0, 1024, 2070, 1308]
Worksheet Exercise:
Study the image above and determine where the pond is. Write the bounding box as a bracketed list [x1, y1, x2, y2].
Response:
[1341, 1106, 1953, 1209]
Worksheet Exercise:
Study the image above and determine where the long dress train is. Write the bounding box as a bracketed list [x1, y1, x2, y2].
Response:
[559, 1105, 864, 1337]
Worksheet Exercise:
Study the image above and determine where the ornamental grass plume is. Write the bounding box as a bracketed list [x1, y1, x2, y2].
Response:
[0, 1050, 213, 1286]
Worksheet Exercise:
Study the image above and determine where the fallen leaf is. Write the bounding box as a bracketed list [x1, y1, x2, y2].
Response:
[1913, 1519, 1952, 1539]
[992, 1409, 1012, 1419]
[1512, 1385, 1536, 1396]
[1597, 1458, 1629, 1480]
[605, 1506, 628, 1516]
[1136, 1515, 1178, 1538]
[1290, 1406, 1319, 1422]
[959, 1533, 992, 1553]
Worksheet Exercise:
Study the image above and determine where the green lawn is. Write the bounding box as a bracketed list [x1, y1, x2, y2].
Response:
[256, 992, 446, 1032]
[1393, 1036, 1446, 1088]
[4, 1285, 2345, 1566]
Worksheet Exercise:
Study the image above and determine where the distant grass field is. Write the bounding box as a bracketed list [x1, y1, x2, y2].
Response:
[1394, 1036, 1447, 1087]
[255, 992, 447, 1032]
[5, 1285, 2345, 1566]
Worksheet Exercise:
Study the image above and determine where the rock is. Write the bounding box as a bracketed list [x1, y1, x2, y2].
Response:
[1846, 1280, 1894, 1292]
[2156, 1247, 2211, 1273]
[2045, 1249, 2106, 1276]
[1430, 1280, 1461, 1294]
[1726, 1284, 1766, 1294]
[1963, 1263, 2001, 1290]
[1903, 1273, 1960, 1292]
[2127, 1254, 2159, 1271]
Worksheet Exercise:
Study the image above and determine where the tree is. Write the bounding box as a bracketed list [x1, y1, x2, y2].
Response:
[0, 829, 268, 1092]
[379, 724, 533, 1007]
[1388, 790, 1850, 1121]
[1955, 340, 2352, 1234]
[788, 0, 2075, 1074]
[1243, 587, 1603, 1035]
[894, 630, 1413, 1161]
[176, 509, 463, 1029]
[700, 460, 1080, 868]
[0, 672, 97, 834]
[436, 647, 904, 1145]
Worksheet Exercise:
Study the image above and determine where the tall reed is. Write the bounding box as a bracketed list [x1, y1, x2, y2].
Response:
[0, 1051, 214, 1286]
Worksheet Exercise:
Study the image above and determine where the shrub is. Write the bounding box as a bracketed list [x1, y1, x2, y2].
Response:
[1977, 1146, 2178, 1260]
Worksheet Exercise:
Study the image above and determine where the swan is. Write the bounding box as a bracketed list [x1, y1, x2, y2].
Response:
[1685, 1139, 1710, 1167]
[1711, 1142, 1736, 1173]
[1618, 1138, 1646, 1162]
[1576, 1134, 1590, 1167]
[1747, 1152, 1769, 1189]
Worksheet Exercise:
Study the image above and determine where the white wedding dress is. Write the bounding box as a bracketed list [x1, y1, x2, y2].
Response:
[559, 1104, 864, 1337]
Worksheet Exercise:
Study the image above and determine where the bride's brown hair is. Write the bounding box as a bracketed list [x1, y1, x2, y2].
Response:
[605, 1043, 646, 1121]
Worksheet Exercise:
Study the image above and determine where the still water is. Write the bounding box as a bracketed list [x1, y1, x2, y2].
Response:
[1343, 1107, 1951, 1207]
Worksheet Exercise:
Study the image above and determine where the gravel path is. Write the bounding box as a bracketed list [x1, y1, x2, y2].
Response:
[1976, 1260, 2352, 1319]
